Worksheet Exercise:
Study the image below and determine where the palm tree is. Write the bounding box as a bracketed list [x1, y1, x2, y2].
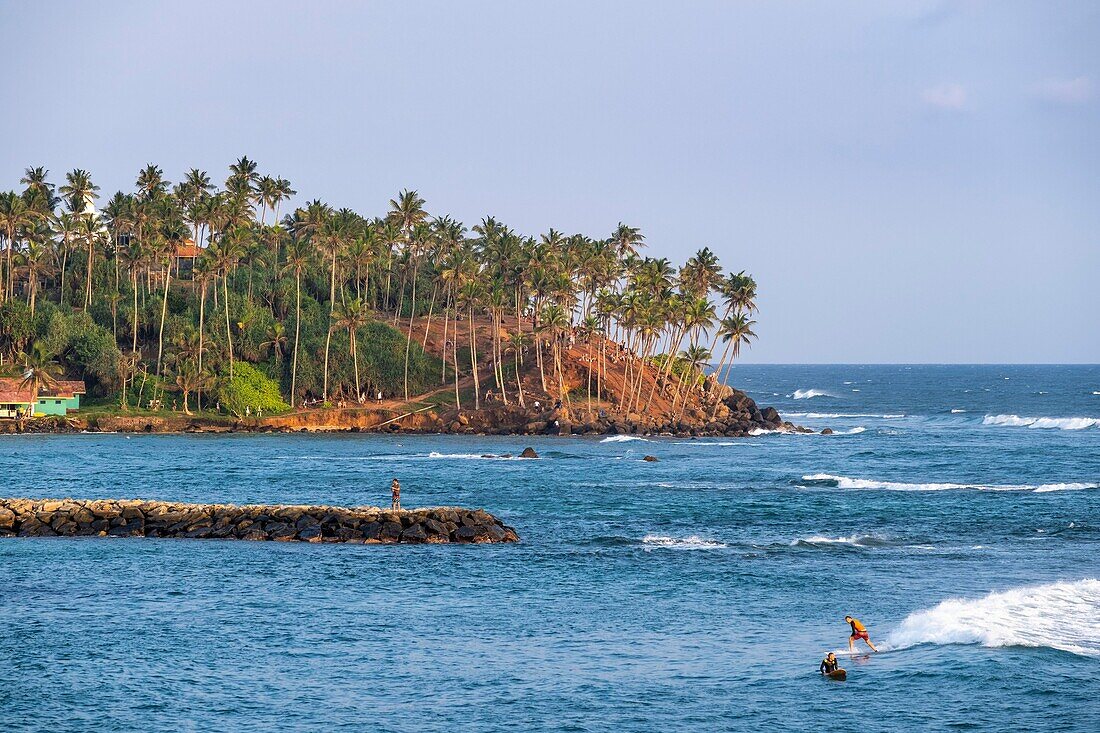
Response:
[19, 341, 62, 407]
[0, 192, 41, 301]
[170, 360, 214, 415]
[317, 212, 347, 400]
[20, 239, 50, 315]
[261, 322, 289, 364]
[118, 239, 145, 353]
[135, 164, 167, 202]
[670, 295, 716, 413]
[78, 214, 104, 308]
[388, 189, 428, 400]
[710, 312, 757, 419]
[282, 237, 312, 408]
[610, 223, 645, 259]
[117, 350, 139, 411]
[540, 303, 572, 407]
[506, 331, 529, 408]
[677, 344, 713, 421]
[210, 228, 247, 377]
[333, 298, 370, 401]
[456, 279, 483, 410]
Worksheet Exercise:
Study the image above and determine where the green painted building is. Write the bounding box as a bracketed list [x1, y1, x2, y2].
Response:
[0, 379, 85, 418]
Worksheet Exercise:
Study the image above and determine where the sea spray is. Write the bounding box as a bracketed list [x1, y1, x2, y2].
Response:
[792, 389, 837, 399]
[884, 579, 1100, 657]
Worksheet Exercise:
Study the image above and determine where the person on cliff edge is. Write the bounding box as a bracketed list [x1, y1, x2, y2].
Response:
[391, 478, 401, 511]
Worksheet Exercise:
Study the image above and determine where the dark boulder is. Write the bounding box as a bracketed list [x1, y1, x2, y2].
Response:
[400, 524, 428, 543]
[519, 447, 539, 459]
[642, 455, 659, 462]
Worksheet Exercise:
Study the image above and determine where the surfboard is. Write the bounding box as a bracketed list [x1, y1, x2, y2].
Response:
[825, 669, 847, 681]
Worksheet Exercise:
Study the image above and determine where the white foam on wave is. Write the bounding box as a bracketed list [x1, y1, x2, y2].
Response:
[801, 473, 1099, 493]
[642, 534, 728, 550]
[792, 389, 836, 399]
[600, 435, 650, 443]
[1093, 391, 1100, 396]
[785, 412, 905, 419]
[883, 579, 1100, 657]
[790, 534, 885, 547]
[426, 451, 522, 460]
[951, 409, 967, 414]
[983, 414, 1100, 430]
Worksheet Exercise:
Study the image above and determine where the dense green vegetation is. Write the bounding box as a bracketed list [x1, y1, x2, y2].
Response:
[0, 159, 758, 416]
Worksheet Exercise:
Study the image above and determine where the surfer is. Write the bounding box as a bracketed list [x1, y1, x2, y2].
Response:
[845, 615, 879, 652]
[819, 652, 840, 675]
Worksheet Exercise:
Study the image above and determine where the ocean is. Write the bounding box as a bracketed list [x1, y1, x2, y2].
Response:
[2, 364, 1098, 731]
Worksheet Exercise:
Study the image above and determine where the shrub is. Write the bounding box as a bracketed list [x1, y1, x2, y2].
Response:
[215, 362, 289, 416]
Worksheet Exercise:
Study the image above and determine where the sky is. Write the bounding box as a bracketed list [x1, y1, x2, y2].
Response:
[1, 1, 1097, 363]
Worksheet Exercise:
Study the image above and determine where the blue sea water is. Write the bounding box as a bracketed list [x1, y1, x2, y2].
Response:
[1, 364, 1098, 732]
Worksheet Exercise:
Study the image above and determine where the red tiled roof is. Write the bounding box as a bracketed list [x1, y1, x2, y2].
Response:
[50, 380, 86, 396]
[0, 378, 35, 405]
[176, 240, 201, 258]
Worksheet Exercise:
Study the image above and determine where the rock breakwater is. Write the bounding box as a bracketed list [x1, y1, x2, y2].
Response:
[0, 498, 518, 544]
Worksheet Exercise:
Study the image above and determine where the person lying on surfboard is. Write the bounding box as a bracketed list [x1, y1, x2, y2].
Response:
[845, 615, 879, 652]
[819, 652, 840, 674]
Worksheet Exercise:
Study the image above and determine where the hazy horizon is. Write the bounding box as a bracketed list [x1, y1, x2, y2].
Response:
[2, 1, 1097, 364]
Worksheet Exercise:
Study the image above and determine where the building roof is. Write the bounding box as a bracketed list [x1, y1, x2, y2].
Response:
[0, 378, 35, 405]
[176, 239, 201, 259]
[45, 380, 87, 398]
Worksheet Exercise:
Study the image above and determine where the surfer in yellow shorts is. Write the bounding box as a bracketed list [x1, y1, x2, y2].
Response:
[845, 615, 879, 652]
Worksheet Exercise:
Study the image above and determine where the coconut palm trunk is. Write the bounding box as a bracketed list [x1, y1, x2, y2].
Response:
[469, 307, 480, 410]
[154, 262, 171, 400]
[223, 272, 234, 378]
[322, 249, 337, 400]
[290, 271, 302, 408]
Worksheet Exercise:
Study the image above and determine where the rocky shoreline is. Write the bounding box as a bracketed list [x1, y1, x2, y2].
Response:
[0, 388, 807, 437]
[0, 498, 519, 544]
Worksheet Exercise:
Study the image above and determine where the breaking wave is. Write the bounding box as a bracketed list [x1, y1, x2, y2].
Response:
[983, 415, 1100, 430]
[883, 579, 1100, 657]
[785, 412, 905, 419]
[600, 435, 650, 443]
[642, 534, 728, 550]
[426, 452, 523, 460]
[792, 389, 836, 399]
[800, 474, 1098, 493]
[790, 534, 891, 548]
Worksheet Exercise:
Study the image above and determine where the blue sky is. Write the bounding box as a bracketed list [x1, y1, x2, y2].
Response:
[1, 1, 1097, 362]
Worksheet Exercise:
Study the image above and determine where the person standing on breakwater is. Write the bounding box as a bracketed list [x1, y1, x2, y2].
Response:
[845, 615, 879, 652]
[391, 478, 401, 511]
